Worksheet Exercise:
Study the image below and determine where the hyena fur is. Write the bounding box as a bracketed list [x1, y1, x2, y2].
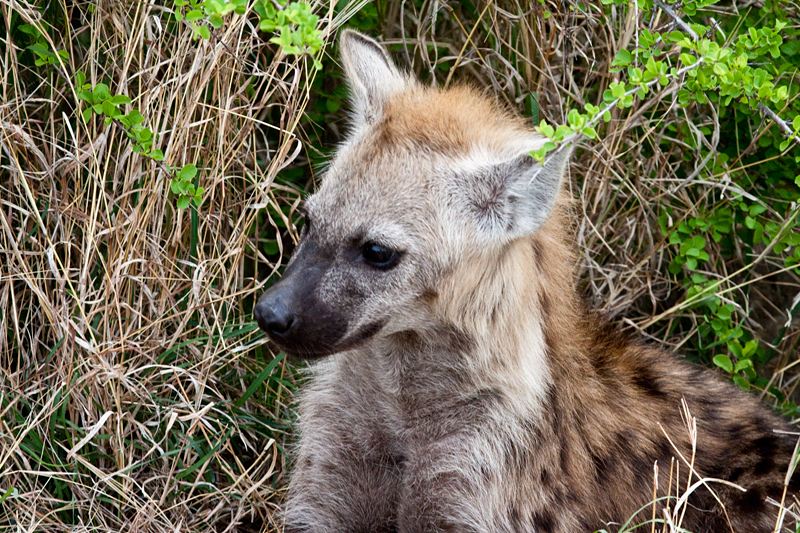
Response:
[253, 30, 799, 533]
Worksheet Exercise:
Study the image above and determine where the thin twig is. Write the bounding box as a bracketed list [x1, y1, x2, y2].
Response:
[653, 0, 699, 40]
[758, 103, 800, 147]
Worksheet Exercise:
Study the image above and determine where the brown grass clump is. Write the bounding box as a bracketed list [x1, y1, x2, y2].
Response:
[1, 0, 799, 532]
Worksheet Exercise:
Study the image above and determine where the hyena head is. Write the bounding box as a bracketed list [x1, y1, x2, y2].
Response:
[253, 30, 573, 359]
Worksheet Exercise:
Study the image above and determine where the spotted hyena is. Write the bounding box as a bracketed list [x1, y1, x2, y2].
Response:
[253, 30, 799, 533]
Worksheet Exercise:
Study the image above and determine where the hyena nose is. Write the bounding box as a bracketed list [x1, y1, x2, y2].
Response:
[254, 299, 299, 339]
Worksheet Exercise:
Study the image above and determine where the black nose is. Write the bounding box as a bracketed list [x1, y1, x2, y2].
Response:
[254, 299, 299, 339]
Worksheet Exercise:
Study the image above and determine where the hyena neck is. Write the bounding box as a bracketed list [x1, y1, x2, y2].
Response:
[420, 206, 582, 418]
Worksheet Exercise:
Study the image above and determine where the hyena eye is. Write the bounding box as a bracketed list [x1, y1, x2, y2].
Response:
[361, 242, 400, 270]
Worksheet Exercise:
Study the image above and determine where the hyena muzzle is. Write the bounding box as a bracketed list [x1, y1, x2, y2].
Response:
[253, 30, 799, 533]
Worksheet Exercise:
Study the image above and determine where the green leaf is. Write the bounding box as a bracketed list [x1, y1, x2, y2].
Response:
[209, 14, 224, 28]
[126, 110, 145, 125]
[176, 196, 191, 209]
[75, 71, 86, 87]
[611, 49, 633, 68]
[150, 149, 164, 161]
[732, 376, 750, 389]
[716, 304, 733, 320]
[93, 83, 111, 101]
[713, 62, 729, 76]
[110, 95, 131, 105]
[713, 354, 733, 373]
[186, 9, 204, 21]
[101, 100, 117, 117]
[198, 25, 211, 40]
[179, 164, 198, 180]
[668, 31, 685, 43]
[81, 108, 93, 123]
[19, 24, 39, 37]
[734, 358, 753, 374]
[742, 339, 758, 357]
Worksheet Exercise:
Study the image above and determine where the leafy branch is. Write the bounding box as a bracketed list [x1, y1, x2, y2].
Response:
[174, 0, 324, 69]
[76, 71, 203, 209]
[531, 0, 800, 387]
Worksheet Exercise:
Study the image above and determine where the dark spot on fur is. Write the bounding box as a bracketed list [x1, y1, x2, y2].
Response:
[509, 507, 524, 530]
[729, 467, 744, 482]
[479, 461, 492, 481]
[631, 365, 667, 399]
[727, 423, 746, 439]
[540, 468, 550, 486]
[530, 239, 544, 271]
[444, 326, 475, 353]
[753, 435, 778, 457]
[504, 439, 529, 472]
[752, 435, 778, 475]
[419, 289, 438, 303]
[531, 510, 557, 531]
[590, 451, 605, 479]
[589, 351, 614, 382]
[559, 444, 570, 475]
[655, 438, 673, 462]
[736, 488, 766, 514]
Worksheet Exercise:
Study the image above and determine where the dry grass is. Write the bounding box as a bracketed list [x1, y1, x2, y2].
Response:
[0, 0, 363, 530]
[1, 0, 799, 531]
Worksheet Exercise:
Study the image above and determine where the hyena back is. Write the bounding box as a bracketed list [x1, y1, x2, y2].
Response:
[253, 30, 799, 532]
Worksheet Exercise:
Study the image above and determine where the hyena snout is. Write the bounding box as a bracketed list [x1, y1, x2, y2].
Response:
[253, 284, 299, 339]
[254, 242, 349, 359]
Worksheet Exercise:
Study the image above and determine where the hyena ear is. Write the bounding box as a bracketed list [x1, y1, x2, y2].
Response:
[462, 141, 574, 240]
[339, 29, 406, 125]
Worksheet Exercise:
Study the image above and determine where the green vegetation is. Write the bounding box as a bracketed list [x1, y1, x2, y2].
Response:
[0, 0, 798, 530]
[530, 0, 800, 401]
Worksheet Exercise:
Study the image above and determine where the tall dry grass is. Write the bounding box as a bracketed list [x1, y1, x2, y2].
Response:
[1, 0, 799, 531]
[0, 0, 365, 530]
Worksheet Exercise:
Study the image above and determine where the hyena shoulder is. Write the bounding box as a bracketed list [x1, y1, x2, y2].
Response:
[253, 30, 798, 533]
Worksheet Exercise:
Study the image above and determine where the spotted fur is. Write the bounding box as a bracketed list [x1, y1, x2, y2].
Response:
[253, 30, 798, 533]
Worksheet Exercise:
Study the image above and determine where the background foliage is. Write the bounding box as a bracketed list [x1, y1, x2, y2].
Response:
[0, 0, 798, 531]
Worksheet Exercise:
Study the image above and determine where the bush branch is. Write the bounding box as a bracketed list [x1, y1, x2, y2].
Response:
[653, 0, 699, 40]
[758, 103, 800, 148]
